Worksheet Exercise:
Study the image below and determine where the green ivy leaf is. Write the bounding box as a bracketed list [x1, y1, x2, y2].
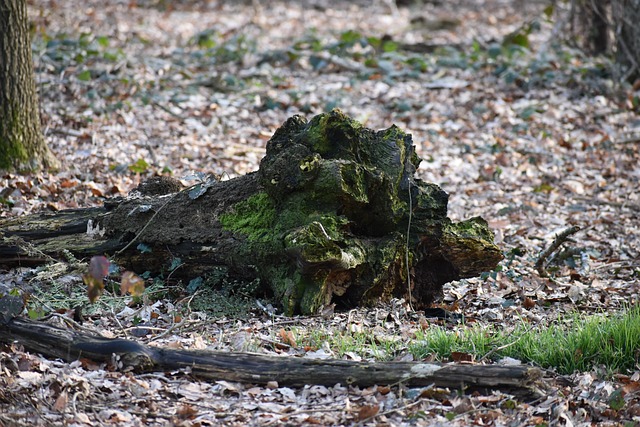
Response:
[129, 158, 150, 174]
[169, 257, 182, 271]
[339, 30, 361, 44]
[382, 40, 398, 52]
[77, 69, 91, 81]
[137, 243, 152, 254]
[187, 277, 203, 294]
[96, 35, 109, 47]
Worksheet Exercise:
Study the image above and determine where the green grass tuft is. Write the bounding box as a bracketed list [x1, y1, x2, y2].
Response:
[409, 306, 640, 374]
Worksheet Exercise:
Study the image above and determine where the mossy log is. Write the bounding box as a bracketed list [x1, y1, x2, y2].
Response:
[0, 110, 502, 314]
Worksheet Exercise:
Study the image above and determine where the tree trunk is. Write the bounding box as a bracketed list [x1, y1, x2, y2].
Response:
[0, 0, 57, 171]
[572, 0, 640, 81]
[612, 0, 640, 81]
[576, 0, 610, 55]
[0, 110, 503, 315]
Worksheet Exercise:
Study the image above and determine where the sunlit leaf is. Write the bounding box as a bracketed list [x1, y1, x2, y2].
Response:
[89, 256, 110, 279]
[121, 271, 145, 297]
[278, 328, 297, 347]
[84, 256, 110, 302]
[84, 274, 104, 303]
[129, 158, 150, 174]
[357, 404, 379, 421]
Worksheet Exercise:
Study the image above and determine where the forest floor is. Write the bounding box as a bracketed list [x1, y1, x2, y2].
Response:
[1, 0, 640, 425]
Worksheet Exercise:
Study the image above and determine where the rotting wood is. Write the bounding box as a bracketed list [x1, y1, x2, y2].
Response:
[0, 316, 546, 398]
[0, 109, 503, 314]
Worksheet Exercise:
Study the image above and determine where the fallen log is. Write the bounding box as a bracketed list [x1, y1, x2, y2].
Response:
[0, 109, 503, 314]
[0, 316, 545, 398]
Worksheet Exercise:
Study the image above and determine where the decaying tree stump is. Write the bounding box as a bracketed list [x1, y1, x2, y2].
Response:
[0, 109, 503, 314]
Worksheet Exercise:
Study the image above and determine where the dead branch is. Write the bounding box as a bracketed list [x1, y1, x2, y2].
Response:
[0, 316, 545, 398]
[535, 225, 581, 277]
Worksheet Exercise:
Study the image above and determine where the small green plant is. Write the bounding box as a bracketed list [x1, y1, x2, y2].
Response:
[287, 326, 408, 360]
[188, 29, 255, 64]
[185, 265, 264, 318]
[38, 32, 124, 77]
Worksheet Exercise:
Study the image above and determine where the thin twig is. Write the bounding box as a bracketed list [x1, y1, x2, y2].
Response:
[615, 20, 639, 82]
[150, 317, 188, 341]
[115, 193, 178, 255]
[405, 184, 414, 312]
[47, 312, 101, 335]
[573, 195, 640, 212]
[534, 225, 581, 277]
[592, 259, 639, 272]
[613, 135, 640, 145]
[151, 100, 186, 120]
[479, 324, 535, 363]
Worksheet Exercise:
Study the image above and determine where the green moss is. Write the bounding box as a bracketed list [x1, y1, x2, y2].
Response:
[299, 154, 321, 173]
[303, 113, 332, 155]
[0, 106, 29, 170]
[447, 216, 493, 238]
[440, 217, 503, 277]
[219, 110, 500, 314]
[264, 266, 305, 315]
[220, 190, 352, 314]
[303, 109, 363, 157]
[219, 192, 277, 242]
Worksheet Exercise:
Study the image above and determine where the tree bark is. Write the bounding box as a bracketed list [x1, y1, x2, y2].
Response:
[612, 0, 640, 81]
[0, 110, 503, 314]
[0, 316, 545, 398]
[0, 0, 57, 171]
[572, 0, 640, 81]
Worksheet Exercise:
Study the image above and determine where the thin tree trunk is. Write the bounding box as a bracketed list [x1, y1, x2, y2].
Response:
[0, 0, 57, 171]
